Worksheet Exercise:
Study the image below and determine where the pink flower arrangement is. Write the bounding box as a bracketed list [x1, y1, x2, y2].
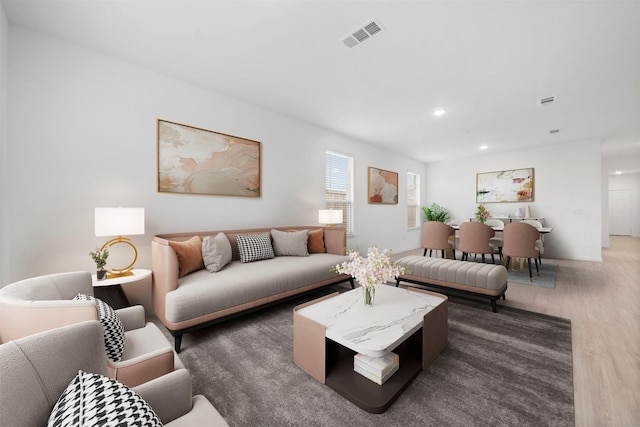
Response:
[475, 204, 490, 223]
[332, 245, 407, 288]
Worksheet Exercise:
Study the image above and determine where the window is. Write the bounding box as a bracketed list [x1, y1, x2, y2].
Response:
[407, 171, 420, 228]
[325, 151, 354, 235]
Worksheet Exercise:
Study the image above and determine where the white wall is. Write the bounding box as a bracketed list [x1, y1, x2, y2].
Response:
[3, 26, 425, 292]
[0, 4, 8, 287]
[424, 140, 603, 262]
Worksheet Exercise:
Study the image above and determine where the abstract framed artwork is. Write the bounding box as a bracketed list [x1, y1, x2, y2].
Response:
[157, 119, 261, 197]
[368, 167, 398, 204]
[476, 168, 534, 203]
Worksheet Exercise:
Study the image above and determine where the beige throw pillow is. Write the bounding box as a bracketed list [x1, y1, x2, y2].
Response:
[202, 232, 233, 272]
[169, 236, 204, 277]
[271, 229, 309, 257]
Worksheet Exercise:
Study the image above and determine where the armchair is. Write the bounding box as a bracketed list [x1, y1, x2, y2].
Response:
[0, 321, 228, 426]
[0, 271, 184, 387]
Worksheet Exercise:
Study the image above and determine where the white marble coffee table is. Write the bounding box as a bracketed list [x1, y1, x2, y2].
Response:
[293, 285, 448, 413]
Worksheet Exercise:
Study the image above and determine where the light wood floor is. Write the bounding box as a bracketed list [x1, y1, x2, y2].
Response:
[395, 236, 640, 426]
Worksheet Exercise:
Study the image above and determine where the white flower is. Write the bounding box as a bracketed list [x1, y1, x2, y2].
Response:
[332, 245, 407, 288]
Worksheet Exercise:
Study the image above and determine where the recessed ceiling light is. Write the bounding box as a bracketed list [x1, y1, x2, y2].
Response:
[480, 145, 488, 150]
[433, 108, 446, 117]
[615, 170, 622, 175]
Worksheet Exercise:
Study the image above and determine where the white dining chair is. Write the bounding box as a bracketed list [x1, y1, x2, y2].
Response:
[485, 219, 504, 261]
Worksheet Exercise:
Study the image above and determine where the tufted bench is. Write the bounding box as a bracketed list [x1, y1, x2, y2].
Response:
[395, 255, 508, 312]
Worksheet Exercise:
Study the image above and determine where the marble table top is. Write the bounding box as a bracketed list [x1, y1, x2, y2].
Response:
[296, 285, 446, 358]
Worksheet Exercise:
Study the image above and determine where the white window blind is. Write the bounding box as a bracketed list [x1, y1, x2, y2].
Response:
[325, 151, 354, 235]
[407, 172, 420, 228]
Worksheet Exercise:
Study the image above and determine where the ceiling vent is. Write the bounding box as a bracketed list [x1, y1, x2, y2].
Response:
[341, 19, 385, 48]
[549, 129, 560, 134]
[539, 95, 557, 106]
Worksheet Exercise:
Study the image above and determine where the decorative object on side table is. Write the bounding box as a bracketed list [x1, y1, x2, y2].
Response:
[332, 245, 407, 306]
[475, 204, 490, 223]
[89, 247, 109, 280]
[421, 202, 450, 222]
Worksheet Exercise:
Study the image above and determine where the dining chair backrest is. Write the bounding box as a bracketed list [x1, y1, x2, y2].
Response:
[520, 219, 542, 229]
[457, 222, 495, 255]
[421, 221, 455, 251]
[484, 219, 504, 230]
[502, 222, 540, 259]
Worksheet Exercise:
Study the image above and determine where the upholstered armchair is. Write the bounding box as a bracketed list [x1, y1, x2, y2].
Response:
[457, 221, 497, 263]
[0, 321, 228, 426]
[421, 221, 456, 259]
[0, 271, 184, 387]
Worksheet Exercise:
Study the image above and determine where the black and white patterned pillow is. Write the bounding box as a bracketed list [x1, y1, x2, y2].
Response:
[236, 233, 275, 263]
[73, 293, 124, 362]
[47, 370, 162, 427]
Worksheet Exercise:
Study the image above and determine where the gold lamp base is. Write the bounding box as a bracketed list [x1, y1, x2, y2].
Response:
[99, 236, 138, 279]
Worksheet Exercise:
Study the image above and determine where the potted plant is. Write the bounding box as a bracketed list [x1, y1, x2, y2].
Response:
[421, 203, 450, 222]
[89, 247, 109, 280]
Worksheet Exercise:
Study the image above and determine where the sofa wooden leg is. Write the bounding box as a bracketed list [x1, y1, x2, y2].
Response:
[349, 277, 355, 289]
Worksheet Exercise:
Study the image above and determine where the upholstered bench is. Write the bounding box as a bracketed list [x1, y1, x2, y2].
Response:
[395, 255, 508, 312]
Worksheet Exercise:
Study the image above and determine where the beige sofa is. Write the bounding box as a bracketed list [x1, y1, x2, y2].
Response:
[151, 226, 352, 352]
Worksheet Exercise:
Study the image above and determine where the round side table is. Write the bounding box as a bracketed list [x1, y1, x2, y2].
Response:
[92, 268, 151, 309]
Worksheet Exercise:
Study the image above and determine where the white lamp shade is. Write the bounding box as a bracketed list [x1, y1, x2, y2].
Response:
[318, 209, 343, 225]
[95, 207, 145, 237]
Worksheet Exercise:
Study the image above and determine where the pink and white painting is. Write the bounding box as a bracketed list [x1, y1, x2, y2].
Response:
[157, 120, 261, 197]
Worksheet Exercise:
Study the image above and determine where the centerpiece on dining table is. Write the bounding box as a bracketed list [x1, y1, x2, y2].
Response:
[332, 245, 407, 306]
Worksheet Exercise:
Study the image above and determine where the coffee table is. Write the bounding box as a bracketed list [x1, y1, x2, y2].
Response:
[293, 285, 448, 413]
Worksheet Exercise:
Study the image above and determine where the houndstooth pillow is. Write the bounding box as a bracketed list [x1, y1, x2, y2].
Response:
[47, 370, 162, 427]
[236, 233, 275, 263]
[73, 293, 124, 362]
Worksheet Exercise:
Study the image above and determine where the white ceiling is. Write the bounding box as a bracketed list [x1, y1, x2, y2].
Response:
[3, 0, 640, 163]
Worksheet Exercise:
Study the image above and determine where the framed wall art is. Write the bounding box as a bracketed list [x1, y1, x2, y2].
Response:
[157, 119, 261, 197]
[368, 167, 398, 204]
[476, 168, 534, 203]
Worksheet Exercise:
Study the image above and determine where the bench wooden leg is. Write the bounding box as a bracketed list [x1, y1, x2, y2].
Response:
[491, 299, 497, 313]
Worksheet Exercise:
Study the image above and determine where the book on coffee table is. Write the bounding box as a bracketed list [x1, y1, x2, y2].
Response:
[354, 352, 399, 385]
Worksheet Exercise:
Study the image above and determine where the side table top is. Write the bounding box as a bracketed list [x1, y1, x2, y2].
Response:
[92, 268, 151, 287]
[296, 285, 446, 357]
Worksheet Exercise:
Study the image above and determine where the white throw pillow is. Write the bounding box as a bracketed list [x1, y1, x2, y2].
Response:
[47, 370, 162, 426]
[73, 293, 124, 363]
[271, 229, 309, 257]
[202, 232, 233, 272]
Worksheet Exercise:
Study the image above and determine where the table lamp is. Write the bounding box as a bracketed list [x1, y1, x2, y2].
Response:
[95, 207, 145, 278]
[318, 209, 343, 226]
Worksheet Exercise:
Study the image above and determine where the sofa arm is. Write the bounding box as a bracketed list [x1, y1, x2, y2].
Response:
[115, 305, 146, 331]
[133, 369, 193, 424]
[324, 227, 347, 255]
[108, 347, 174, 388]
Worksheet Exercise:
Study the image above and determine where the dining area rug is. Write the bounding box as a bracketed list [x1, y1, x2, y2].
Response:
[159, 285, 574, 426]
[506, 260, 557, 288]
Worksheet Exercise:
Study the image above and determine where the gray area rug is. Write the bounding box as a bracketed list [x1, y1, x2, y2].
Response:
[155, 286, 573, 426]
[507, 261, 557, 288]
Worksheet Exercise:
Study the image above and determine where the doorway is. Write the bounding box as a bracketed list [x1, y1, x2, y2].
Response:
[609, 190, 631, 235]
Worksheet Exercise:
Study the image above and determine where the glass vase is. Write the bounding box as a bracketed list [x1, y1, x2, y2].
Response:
[362, 286, 376, 306]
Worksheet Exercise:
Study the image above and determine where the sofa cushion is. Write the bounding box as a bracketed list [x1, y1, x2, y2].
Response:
[47, 370, 162, 426]
[307, 229, 326, 253]
[202, 232, 233, 272]
[271, 229, 309, 257]
[169, 236, 204, 277]
[73, 293, 124, 363]
[236, 233, 275, 263]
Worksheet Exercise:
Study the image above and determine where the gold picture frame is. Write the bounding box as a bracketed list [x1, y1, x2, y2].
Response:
[476, 168, 534, 203]
[157, 119, 261, 197]
[368, 167, 398, 204]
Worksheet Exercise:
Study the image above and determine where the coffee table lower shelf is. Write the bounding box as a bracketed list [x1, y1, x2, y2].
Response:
[325, 330, 423, 414]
